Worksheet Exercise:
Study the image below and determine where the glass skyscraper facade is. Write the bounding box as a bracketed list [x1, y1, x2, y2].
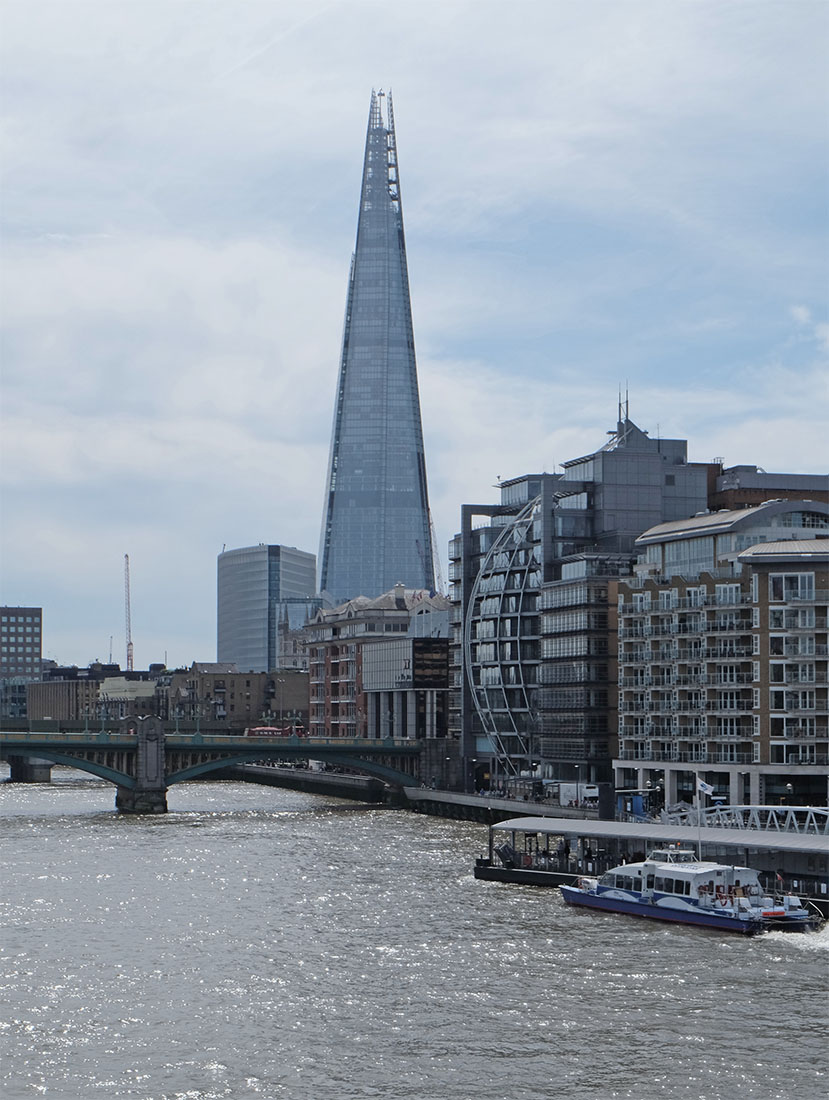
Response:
[319, 90, 434, 604]
[217, 544, 318, 672]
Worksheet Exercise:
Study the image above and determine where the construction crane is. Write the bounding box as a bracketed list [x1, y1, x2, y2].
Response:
[429, 512, 446, 595]
[124, 554, 134, 672]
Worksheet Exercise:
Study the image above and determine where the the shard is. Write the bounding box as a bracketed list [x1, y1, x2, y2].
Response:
[319, 90, 435, 603]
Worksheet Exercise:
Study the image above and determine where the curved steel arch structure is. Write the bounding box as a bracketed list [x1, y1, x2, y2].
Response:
[463, 495, 542, 776]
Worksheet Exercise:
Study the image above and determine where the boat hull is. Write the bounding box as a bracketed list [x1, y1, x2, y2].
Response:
[559, 884, 766, 935]
[474, 858, 579, 888]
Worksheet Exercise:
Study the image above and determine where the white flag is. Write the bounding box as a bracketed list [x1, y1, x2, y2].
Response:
[697, 778, 714, 796]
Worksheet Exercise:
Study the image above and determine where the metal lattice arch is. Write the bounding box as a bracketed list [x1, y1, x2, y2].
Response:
[663, 804, 829, 835]
[463, 496, 543, 776]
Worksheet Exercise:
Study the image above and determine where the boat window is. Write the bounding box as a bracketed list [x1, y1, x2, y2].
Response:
[632, 877, 642, 891]
[599, 873, 614, 886]
[654, 877, 665, 891]
[646, 874, 654, 889]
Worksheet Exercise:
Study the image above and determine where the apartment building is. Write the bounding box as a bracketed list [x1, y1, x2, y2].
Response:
[615, 502, 828, 806]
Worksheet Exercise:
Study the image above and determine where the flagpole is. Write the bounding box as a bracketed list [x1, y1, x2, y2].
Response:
[695, 772, 702, 860]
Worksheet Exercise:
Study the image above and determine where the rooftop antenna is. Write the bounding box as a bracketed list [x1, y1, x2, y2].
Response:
[124, 554, 134, 672]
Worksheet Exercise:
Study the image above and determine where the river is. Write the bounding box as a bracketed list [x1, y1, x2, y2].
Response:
[1, 768, 826, 1100]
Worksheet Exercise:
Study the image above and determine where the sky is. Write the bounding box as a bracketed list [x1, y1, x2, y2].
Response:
[1, 0, 827, 670]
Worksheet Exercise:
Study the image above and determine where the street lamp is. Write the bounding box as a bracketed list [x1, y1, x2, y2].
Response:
[574, 764, 580, 806]
[785, 782, 793, 806]
[275, 678, 286, 729]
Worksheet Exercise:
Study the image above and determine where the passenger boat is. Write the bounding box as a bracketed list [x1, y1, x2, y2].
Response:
[559, 848, 822, 934]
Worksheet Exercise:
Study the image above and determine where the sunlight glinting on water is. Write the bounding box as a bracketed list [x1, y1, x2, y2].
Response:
[1, 770, 826, 1100]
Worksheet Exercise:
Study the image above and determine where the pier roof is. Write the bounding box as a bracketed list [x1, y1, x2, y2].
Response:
[492, 817, 829, 857]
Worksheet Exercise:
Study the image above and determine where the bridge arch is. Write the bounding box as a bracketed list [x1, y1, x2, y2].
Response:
[166, 749, 414, 788]
[5, 749, 137, 789]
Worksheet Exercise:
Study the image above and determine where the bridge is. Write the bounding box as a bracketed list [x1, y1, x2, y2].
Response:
[660, 803, 829, 835]
[0, 720, 422, 813]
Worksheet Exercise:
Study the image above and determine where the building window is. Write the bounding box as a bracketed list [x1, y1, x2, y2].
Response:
[769, 573, 815, 601]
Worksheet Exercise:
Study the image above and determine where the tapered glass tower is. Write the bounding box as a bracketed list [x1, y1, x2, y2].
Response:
[319, 90, 435, 604]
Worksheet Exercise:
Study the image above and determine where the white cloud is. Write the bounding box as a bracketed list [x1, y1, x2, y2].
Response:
[1, 1, 827, 665]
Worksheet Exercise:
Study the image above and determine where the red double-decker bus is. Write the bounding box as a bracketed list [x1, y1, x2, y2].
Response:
[243, 726, 306, 738]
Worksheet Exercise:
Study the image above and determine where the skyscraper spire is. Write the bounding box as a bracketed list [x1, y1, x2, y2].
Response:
[319, 90, 435, 603]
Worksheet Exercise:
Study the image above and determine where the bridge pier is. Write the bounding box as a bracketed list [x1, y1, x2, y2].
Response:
[7, 755, 53, 783]
[115, 785, 168, 814]
[115, 717, 168, 814]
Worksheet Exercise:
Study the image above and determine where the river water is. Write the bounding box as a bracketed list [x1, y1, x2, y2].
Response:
[1, 769, 826, 1100]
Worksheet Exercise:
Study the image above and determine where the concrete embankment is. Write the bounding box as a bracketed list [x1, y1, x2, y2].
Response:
[223, 764, 388, 803]
[228, 764, 599, 822]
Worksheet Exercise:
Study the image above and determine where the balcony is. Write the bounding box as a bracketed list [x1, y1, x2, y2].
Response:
[786, 616, 828, 631]
[708, 593, 752, 609]
[619, 626, 650, 639]
[771, 753, 829, 766]
[704, 621, 752, 635]
[617, 748, 755, 764]
[706, 700, 753, 713]
[623, 650, 651, 663]
[781, 728, 822, 740]
[771, 671, 828, 686]
[771, 589, 829, 604]
[618, 724, 677, 738]
[703, 647, 753, 659]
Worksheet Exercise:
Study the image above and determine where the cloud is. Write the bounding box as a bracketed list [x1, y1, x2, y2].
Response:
[1, 1, 827, 665]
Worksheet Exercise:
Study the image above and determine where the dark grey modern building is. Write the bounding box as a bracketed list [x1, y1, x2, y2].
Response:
[319, 90, 434, 604]
[217, 545, 318, 673]
[449, 413, 714, 788]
